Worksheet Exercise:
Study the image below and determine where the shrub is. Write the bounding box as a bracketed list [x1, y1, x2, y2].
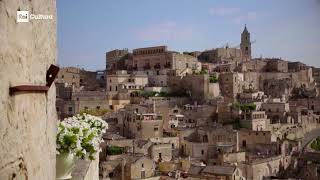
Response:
[311, 137, 320, 151]
[209, 75, 218, 83]
[232, 102, 256, 112]
[107, 146, 124, 155]
[80, 108, 110, 116]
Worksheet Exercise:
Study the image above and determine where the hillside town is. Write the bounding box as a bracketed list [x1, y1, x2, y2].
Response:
[54, 26, 320, 180]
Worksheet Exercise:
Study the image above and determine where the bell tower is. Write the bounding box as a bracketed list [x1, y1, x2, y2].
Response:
[240, 24, 251, 60]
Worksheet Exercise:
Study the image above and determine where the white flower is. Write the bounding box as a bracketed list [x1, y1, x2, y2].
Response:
[56, 113, 108, 160]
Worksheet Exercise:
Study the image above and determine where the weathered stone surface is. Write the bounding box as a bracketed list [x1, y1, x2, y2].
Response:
[0, 0, 57, 179]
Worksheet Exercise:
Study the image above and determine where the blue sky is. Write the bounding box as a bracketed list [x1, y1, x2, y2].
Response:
[57, 0, 320, 71]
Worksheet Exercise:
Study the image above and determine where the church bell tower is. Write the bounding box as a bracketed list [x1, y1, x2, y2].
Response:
[240, 25, 251, 60]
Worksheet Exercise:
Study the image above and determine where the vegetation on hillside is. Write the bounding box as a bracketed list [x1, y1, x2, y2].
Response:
[232, 102, 256, 112]
[310, 137, 320, 151]
[80, 108, 110, 116]
[209, 75, 219, 83]
[106, 146, 124, 155]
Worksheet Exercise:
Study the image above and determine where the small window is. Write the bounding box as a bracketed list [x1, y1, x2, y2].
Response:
[68, 107, 73, 112]
[84, 107, 88, 110]
[154, 127, 159, 131]
[141, 163, 144, 168]
[201, 150, 204, 155]
[61, 75, 64, 79]
[96, 106, 100, 109]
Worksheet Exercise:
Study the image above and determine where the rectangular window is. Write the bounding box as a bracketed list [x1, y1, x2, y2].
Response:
[154, 127, 159, 131]
[68, 107, 72, 112]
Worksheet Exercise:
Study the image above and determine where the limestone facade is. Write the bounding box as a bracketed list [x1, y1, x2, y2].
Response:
[0, 0, 57, 179]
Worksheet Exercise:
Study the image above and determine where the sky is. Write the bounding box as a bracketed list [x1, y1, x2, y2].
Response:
[57, 0, 320, 71]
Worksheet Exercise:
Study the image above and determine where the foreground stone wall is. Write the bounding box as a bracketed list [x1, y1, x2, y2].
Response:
[0, 0, 57, 179]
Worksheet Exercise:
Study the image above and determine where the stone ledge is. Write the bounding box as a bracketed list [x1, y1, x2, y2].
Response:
[71, 154, 99, 180]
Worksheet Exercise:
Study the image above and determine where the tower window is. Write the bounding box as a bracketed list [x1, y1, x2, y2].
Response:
[245, 47, 249, 51]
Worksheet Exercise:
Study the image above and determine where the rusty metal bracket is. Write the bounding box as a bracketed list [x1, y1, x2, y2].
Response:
[9, 64, 60, 95]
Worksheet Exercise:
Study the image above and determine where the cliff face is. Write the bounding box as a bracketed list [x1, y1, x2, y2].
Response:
[0, 0, 57, 179]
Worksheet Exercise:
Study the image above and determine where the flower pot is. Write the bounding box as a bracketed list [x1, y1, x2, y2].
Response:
[56, 152, 74, 180]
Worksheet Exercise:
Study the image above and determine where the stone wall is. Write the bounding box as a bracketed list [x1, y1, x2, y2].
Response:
[0, 0, 57, 179]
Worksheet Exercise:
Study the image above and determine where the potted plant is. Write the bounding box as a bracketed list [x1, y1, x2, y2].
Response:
[56, 113, 108, 179]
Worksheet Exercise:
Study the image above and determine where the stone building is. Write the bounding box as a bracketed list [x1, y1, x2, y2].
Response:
[128, 46, 200, 71]
[122, 111, 164, 139]
[237, 130, 272, 151]
[122, 155, 155, 179]
[182, 126, 238, 159]
[288, 62, 308, 72]
[56, 67, 81, 87]
[265, 59, 288, 72]
[261, 98, 291, 124]
[199, 47, 243, 64]
[106, 46, 201, 72]
[106, 70, 148, 94]
[198, 25, 252, 63]
[56, 90, 108, 119]
[296, 152, 320, 180]
[219, 72, 244, 98]
[150, 143, 172, 162]
[186, 165, 244, 180]
[106, 70, 148, 110]
[240, 25, 252, 60]
[0, 0, 57, 179]
[243, 67, 314, 98]
[168, 74, 220, 101]
[240, 155, 291, 180]
[106, 49, 130, 71]
[240, 111, 271, 131]
[56, 67, 106, 91]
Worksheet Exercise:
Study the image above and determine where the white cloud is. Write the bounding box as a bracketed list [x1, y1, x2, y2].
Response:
[209, 6, 258, 25]
[209, 7, 240, 16]
[135, 21, 194, 41]
[232, 12, 257, 24]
